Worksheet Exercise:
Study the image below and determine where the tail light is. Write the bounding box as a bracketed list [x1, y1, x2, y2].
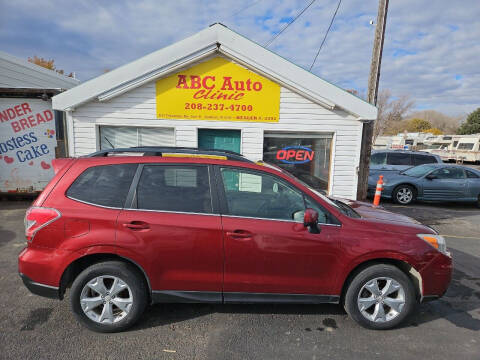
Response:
[24, 207, 61, 242]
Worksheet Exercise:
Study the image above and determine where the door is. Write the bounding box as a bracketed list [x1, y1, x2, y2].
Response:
[421, 167, 467, 200]
[199, 129, 241, 189]
[198, 129, 241, 153]
[217, 166, 341, 298]
[465, 169, 480, 201]
[116, 164, 224, 298]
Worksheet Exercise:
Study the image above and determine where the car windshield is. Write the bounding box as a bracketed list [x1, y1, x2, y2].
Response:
[401, 164, 438, 177]
[264, 162, 356, 217]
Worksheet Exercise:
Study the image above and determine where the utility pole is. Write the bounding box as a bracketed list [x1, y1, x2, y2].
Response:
[356, 0, 389, 200]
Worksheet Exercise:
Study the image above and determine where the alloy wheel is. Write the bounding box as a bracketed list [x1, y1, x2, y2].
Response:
[80, 276, 133, 324]
[396, 187, 413, 204]
[357, 277, 406, 323]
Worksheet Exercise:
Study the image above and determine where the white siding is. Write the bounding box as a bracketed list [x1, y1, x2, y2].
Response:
[70, 83, 362, 199]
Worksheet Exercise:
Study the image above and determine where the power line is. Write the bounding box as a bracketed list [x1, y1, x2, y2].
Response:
[265, 0, 316, 47]
[227, 0, 264, 19]
[309, 0, 342, 71]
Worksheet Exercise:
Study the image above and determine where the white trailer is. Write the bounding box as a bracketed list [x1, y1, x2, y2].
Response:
[451, 135, 480, 163]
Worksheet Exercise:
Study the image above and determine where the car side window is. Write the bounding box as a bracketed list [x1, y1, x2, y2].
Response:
[136, 165, 212, 213]
[370, 153, 386, 165]
[431, 168, 465, 179]
[466, 170, 480, 179]
[67, 164, 137, 208]
[413, 154, 437, 165]
[387, 152, 412, 166]
[220, 168, 305, 221]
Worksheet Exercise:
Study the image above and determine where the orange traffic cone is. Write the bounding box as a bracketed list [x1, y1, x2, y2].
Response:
[373, 175, 383, 206]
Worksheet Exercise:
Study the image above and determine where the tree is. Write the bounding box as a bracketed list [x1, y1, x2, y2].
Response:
[373, 89, 415, 142]
[406, 110, 462, 134]
[424, 128, 443, 135]
[406, 118, 432, 132]
[28, 56, 74, 77]
[457, 108, 480, 134]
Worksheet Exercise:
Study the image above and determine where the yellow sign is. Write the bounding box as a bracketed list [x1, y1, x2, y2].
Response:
[156, 57, 280, 122]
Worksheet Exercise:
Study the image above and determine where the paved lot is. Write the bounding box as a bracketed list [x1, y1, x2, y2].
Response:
[1, 200, 479, 360]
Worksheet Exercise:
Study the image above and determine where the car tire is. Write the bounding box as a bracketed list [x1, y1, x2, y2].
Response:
[392, 185, 416, 205]
[70, 261, 148, 333]
[344, 264, 416, 330]
[476, 195, 480, 209]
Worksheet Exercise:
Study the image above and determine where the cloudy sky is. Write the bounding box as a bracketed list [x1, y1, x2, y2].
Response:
[1, 0, 478, 115]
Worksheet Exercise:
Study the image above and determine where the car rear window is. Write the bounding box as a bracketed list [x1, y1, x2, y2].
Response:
[370, 152, 386, 165]
[387, 152, 412, 165]
[413, 154, 437, 165]
[67, 164, 137, 208]
[136, 165, 212, 213]
[466, 170, 479, 178]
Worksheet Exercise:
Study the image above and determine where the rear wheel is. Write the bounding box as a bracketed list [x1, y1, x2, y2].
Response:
[476, 195, 480, 209]
[393, 185, 416, 205]
[344, 264, 416, 330]
[70, 261, 148, 333]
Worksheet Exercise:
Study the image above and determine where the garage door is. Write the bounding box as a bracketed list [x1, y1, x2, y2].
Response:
[99, 126, 174, 149]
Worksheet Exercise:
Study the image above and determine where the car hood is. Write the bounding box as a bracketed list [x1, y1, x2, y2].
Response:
[333, 197, 434, 234]
[368, 172, 415, 187]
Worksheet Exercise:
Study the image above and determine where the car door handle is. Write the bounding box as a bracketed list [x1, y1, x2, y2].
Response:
[123, 221, 150, 230]
[226, 230, 253, 240]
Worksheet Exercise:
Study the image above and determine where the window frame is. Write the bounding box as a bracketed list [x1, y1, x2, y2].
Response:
[125, 163, 220, 215]
[213, 165, 339, 225]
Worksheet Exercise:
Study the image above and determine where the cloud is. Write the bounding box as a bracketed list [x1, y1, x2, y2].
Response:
[0, 0, 478, 116]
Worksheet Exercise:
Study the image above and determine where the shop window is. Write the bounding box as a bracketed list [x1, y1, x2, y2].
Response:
[99, 126, 174, 149]
[263, 133, 332, 192]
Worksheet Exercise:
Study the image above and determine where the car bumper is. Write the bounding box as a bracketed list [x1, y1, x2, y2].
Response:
[19, 272, 60, 299]
[18, 246, 74, 300]
[420, 252, 453, 299]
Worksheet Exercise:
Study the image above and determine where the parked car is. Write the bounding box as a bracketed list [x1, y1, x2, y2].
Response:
[19, 147, 452, 332]
[368, 163, 480, 206]
[370, 150, 442, 176]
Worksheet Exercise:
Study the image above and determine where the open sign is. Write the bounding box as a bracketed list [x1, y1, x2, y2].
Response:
[276, 146, 315, 164]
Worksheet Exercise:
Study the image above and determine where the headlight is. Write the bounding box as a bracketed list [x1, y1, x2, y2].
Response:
[417, 234, 450, 256]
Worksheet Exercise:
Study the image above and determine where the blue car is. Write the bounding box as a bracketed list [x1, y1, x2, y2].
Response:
[368, 164, 480, 206]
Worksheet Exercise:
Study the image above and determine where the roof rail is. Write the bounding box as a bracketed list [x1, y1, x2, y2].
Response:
[85, 147, 253, 163]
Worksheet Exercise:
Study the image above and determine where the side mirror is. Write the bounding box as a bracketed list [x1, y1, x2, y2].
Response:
[304, 208, 320, 234]
[426, 174, 436, 180]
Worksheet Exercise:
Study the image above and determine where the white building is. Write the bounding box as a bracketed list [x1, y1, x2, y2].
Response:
[52, 24, 377, 199]
[0, 51, 79, 193]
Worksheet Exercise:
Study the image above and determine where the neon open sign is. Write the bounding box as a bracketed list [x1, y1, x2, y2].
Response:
[276, 146, 315, 164]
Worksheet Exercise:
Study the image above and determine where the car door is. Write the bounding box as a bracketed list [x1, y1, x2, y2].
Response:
[116, 164, 224, 299]
[421, 167, 467, 200]
[465, 169, 480, 201]
[216, 166, 342, 300]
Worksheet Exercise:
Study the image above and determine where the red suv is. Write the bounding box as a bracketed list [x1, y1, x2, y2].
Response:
[18, 147, 452, 332]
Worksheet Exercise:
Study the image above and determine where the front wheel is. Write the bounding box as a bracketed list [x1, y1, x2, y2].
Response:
[393, 185, 416, 205]
[70, 261, 148, 333]
[344, 264, 416, 330]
